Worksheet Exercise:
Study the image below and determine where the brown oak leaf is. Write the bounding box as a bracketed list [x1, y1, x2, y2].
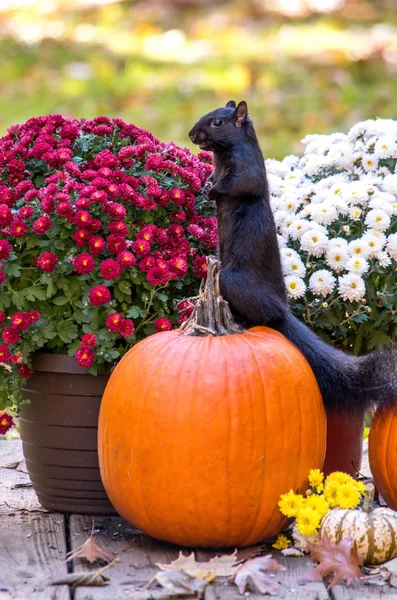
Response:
[234, 554, 286, 595]
[156, 551, 238, 578]
[299, 532, 363, 588]
[67, 521, 114, 564]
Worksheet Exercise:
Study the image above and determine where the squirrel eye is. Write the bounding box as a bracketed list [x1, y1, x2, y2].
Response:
[211, 118, 223, 128]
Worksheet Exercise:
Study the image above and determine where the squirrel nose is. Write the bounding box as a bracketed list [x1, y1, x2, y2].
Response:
[189, 129, 196, 142]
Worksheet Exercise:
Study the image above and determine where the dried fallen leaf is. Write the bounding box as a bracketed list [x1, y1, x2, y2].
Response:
[156, 551, 238, 578]
[155, 571, 207, 597]
[234, 554, 285, 595]
[300, 533, 363, 588]
[50, 572, 109, 587]
[67, 521, 114, 564]
[281, 548, 304, 557]
[236, 544, 266, 564]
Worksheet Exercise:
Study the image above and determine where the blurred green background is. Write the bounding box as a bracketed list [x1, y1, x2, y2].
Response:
[1, 0, 397, 158]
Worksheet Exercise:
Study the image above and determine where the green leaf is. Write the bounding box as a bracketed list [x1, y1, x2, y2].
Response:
[52, 296, 69, 306]
[156, 292, 168, 302]
[56, 320, 78, 344]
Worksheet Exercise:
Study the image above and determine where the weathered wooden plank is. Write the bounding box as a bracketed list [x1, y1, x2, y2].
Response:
[0, 440, 69, 600]
[330, 580, 397, 599]
[69, 514, 181, 599]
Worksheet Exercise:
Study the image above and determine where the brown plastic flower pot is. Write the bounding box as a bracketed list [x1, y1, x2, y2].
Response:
[19, 353, 117, 514]
[322, 412, 364, 478]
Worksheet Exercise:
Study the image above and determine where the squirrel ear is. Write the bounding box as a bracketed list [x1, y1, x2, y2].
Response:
[226, 100, 236, 109]
[234, 101, 248, 127]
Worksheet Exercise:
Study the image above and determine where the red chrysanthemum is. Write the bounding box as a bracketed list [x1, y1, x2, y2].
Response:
[168, 256, 188, 277]
[0, 240, 12, 260]
[133, 239, 150, 257]
[72, 228, 92, 247]
[18, 364, 32, 378]
[0, 311, 5, 325]
[9, 219, 28, 238]
[11, 312, 30, 331]
[0, 204, 12, 226]
[33, 215, 52, 235]
[108, 221, 129, 236]
[89, 236, 106, 255]
[73, 253, 96, 275]
[116, 250, 136, 269]
[0, 271, 5, 285]
[146, 266, 170, 286]
[105, 312, 123, 332]
[38, 251, 58, 273]
[81, 333, 97, 347]
[75, 346, 95, 368]
[0, 345, 11, 362]
[2, 328, 20, 344]
[192, 255, 208, 278]
[99, 258, 121, 281]
[18, 206, 34, 220]
[88, 285, 111, 306]
[0, 411, 14, 435]
[74, 210, 92, 228]
[11, 352, 23, 364]
[28, 309, 40, 323]
[107, 234, 126, 255]
[119, 318, 135, 338]
[154, 318, 173, 332]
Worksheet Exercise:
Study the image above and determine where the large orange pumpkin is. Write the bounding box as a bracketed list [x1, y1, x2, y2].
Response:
[369, 404, 397, 510]
[98, 326, 326, 548]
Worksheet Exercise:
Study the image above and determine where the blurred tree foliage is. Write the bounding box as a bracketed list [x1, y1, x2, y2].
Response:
[1, 0, 397, 158]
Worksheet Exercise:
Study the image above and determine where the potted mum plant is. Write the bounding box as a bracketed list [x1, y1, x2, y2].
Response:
[0, 114, 216, 512]
[267, 118, 397, 476]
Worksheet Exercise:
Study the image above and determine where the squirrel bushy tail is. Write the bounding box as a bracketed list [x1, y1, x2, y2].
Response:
[278, 312, 397, 415]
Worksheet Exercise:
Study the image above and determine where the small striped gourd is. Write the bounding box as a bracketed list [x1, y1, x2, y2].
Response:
[320, 484, 397, 564]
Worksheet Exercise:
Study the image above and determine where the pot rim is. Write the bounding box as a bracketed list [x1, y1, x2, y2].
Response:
[31, 352, 112, 375]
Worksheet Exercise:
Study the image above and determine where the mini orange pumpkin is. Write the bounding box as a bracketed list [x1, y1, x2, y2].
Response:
[369, 404, 397, 511]
[98, 258, 326, 548]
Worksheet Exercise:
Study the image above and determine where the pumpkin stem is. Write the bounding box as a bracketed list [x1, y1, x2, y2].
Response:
[179, 256, 244, 337]
[362, 483, 375, 513]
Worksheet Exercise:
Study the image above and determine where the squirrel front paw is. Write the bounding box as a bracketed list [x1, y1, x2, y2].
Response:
[202, 178, 214, 200]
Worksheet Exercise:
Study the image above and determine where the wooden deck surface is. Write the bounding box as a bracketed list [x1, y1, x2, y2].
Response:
[1, 439, 396, 600]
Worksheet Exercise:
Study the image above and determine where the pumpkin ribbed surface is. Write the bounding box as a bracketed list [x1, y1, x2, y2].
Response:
[98, 325, 326, 548]
[369, 405, 397, 511]
[321, 507, 397, 564]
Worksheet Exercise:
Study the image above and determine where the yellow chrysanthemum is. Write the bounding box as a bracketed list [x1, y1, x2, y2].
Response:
[336, 482, 361, 509]
[354, 480, 366, 495]
[295, 507, 322, 537]
[325, 471, 355, 486]
[278, 490, 305, 518]
[324, 480, 340, 508]
[305, 494, 330, 519]
[272, 534, 291, 550]
[308, 468, 324, 489]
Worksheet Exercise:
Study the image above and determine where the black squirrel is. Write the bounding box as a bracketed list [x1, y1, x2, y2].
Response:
[189, 100, 397, 415]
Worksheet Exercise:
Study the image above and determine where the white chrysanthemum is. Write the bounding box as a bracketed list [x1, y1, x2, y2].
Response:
[345, 256, 370, 274]
[274, 210, 290, 227]
[288, 219, 311, 240]
[327, 142, 354, 169]
[310, 202, 338, 225]
[349, 205, 362, 220]
[361, 233, 384, 257]
[366, 229, 386, 243]
[378, 252, 392, 267]
[270, 197, 282, 213]
[265, 159, 290, 178]
[280, 195, 300, 213]
[374, 136, 397, 159]
[280, 247, 301, 261]
[364, 209, 391, 232]
[325, 247, 349, 271]
[348, 239, 371, 258]
[282, 155, 300, 168]
[303, 155, 331, 176]
[361, 154, 379, 172]
[338, 273, 366, 302]
[328, 237, 349, 250]
[267, 174, 285, 196]
[382, 174, 397, 196]
[309, 269, 336, 297]
[277, 234, 287, 249]
[285, 168, 305, 184]
[386, 233, 397, 260]
[368, 195, 395, 216]
[282, 255, 306, 277]
[300, 229, 328, 257]
[342, 182, 369, 206]
[285, 275, 306, 299]
[280, 215, 295, 238]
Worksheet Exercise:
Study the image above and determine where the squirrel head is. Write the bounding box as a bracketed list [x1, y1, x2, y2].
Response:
[189, 100, 251, 152]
